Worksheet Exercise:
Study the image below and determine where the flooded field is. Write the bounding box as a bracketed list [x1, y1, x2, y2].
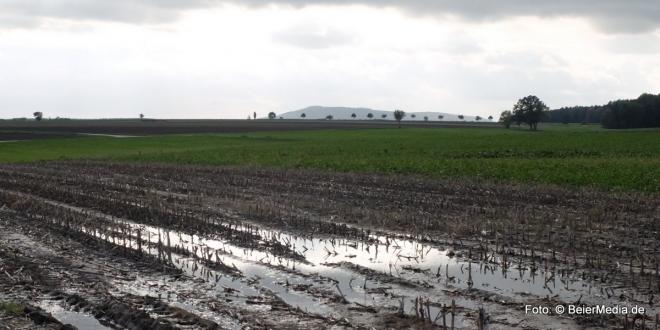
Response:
[0, 162, 658, 329]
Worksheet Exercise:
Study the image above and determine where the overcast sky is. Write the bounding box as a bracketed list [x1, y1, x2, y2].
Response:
[1, 1, 659, 119]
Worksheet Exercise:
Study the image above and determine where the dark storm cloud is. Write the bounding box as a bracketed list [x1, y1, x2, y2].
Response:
[1, 0, 659, 33]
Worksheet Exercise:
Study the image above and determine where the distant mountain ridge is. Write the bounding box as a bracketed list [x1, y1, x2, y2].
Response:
[278, 106, 484, 122]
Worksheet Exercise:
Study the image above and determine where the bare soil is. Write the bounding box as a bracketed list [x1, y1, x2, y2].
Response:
[0, 161, 657, 329]
[0, 119, 496, 138]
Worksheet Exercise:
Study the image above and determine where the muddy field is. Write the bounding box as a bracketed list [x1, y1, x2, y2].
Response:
[0, 119, 495, 139]
[0, 162, 658, 329]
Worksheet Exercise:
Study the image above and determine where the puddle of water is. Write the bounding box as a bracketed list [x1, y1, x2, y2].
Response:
[213, 222, 659, 318]
[74, 214, 470, 325]
[38, 301, 111, 330]
[76, 133, 138, 138]
[20, 191, 655, 327]
[224, 223, 612, 304]
[78, 221, 335, 316]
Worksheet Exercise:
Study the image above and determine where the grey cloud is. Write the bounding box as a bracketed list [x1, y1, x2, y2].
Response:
[484, 52, 569, 68]
[1, 0, 659, 34]
[439, 32, 483, 55]
[0, 0, 214, 27]
[272, 23, 356, 49]
[237, 0, 660, 34]
[602, 34, 660, 54]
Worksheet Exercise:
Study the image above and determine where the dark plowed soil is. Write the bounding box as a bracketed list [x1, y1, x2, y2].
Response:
[0, 119, 496, 138]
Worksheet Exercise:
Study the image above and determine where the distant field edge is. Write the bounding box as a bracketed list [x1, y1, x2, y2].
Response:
[1, 127, 659, 194]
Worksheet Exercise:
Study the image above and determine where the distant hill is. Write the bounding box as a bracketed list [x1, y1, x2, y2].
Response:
[278, 106, 485, 122]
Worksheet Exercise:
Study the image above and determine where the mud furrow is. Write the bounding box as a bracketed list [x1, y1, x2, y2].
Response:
[1, 162, 659, 329]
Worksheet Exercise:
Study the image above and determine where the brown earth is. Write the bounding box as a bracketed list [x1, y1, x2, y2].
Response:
[0, 161, 657, 329]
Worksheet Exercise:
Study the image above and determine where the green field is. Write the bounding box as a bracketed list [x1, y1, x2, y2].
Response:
[2, 124, 659, 193]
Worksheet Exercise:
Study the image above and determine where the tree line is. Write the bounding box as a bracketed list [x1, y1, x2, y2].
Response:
[544, 93, 660, 128]
[501, 93, 660, 130]
[601, 93, 660, 129]
[545, 106, 606, 124]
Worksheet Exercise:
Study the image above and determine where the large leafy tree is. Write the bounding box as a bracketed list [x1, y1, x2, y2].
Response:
[268, 112, 277, 120]
[393, 110, 405, 128]
[512, 95, 548, 130]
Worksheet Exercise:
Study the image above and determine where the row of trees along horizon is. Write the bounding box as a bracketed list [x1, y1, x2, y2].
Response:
[544, 93, 660, 129]
[253, 111, 493, 122]
[500, 93, 660, 130]
[253, 93, 660, 130]
[21, 93, 660, 130]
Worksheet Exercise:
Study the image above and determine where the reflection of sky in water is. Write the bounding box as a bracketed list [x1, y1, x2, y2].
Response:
[70, 202, 656, 323]
[38, 301, 111, 330]
[226, 224, 605, 303]
[81, 222, 335, 315]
